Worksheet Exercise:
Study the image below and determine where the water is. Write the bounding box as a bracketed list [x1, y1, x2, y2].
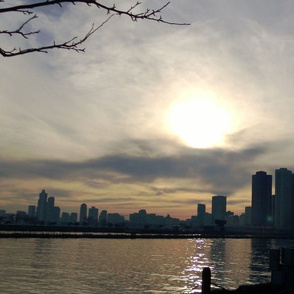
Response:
[1, 237, 294, 293]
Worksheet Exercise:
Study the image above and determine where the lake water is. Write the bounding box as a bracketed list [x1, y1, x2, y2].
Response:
[1, 237, 294, 293]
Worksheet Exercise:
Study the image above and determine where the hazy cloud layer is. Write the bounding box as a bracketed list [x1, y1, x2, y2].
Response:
[0, 143, 264, 193]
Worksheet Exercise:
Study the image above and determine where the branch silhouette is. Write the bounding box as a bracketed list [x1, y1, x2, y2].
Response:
[0, 0, 189, 57]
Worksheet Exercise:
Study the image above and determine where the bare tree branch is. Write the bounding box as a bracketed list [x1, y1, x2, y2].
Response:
[0, 15, 114, 57]
[0, 0, 189, 57]
[0, 14, 40, 39]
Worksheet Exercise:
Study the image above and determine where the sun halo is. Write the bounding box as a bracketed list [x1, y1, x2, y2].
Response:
[167, 96, 233, 149]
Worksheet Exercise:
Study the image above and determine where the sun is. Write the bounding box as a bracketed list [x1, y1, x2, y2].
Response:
[166, 93, 233, 148]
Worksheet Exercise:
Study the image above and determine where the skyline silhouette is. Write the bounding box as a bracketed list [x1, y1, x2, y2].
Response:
[1, 166, 293, 230]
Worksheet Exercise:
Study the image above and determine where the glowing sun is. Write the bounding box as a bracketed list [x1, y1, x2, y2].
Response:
[167, 95, 232, 148]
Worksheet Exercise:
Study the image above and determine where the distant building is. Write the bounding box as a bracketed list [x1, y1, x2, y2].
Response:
[88, 206, 98, 224]
[37, 189, 48, 222]
[251, 171, 272, 226]
[204, 213, 213, 226]
[212, 195, 227, 222]
[244, 206, 252, 226]
[226, 214, 239, 227]
[70, 212, 78, 224]
[138, 209, 147, 227]
[16, 211, 27, 218]
[146, 213, 158, 226]
[61, 212, 70, 223]
[79, 203, 87, 224]
[28, 205, 36, 218]
[197, 203, 206, 227]
[107, 213, 125, 225]
[129, 212, 139, 225]
[99, 210, 107, 227]
[239, 213, 246, 226]
[275, 168, 294, 228]
[47, 196, 55, 223]
[52, 206, 60, 223]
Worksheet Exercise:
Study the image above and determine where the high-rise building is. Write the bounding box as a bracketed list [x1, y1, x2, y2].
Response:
[61, 212, 70, 223]
[99, 210, 107, 227]
[88, 206, 98, 222]
[197, 203, 206, 227]
[244, 206, 252, 226]
[138, 209, 147, 227]
[28, 205, 36, 218]
[37, 189, 48, 222]
[79, 203, 87, 223]
[47, 196, 55, 223]
[251, 171, 272, 226]
[212, 195, 227, 222]
[70, 212, 78, 224]
[52, 206, 60, 223]
[275, 168, 294, 228]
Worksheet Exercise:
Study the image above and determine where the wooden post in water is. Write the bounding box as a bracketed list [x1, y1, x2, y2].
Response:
[202, 267, 211, 294]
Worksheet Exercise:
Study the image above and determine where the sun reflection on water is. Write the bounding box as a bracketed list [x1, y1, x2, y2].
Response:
[180, 239, 212, 293]
[180, 238, 265, 293]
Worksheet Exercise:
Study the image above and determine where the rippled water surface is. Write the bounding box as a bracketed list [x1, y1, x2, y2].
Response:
[1, 238, 294, 293]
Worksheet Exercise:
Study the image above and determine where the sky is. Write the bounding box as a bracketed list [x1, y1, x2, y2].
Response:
[1, 0, 294, 219]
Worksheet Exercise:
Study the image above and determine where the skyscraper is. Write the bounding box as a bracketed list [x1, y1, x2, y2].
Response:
[251, 171, 272, 226]
[79, 203, 87, 223]
[47, 196, 55, 223]
[99, 210, 107, 227]
[37, 189, 47, 222]
[88, 206, 98, 222]
[275, 168, 294, 228]
[197, 203, 206, 227]
[28, 205, 36, 219]
[212, 195, 226, 222]
[70, 213, 78, 224]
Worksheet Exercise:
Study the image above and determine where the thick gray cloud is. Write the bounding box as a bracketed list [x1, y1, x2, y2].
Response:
[0, 142, 265, 195]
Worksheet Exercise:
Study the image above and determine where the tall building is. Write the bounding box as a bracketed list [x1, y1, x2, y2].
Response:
[61, 212, 70, 223]
[47, 196, 55, 223]
[88, 206, 98, 222]
[52, 206, 60, 223]
[99, 210, 107, 227]
[197, 203, 206, 227]
[37, 189, 48, 222]
[275, 168, 294, 228]
[79, 203, 87, 223]
[212, 195, 227, 222]
[70, 212, 78, 224]
[138, 209, 147, 227]
[28, 205, 36, 218]
[244, 206, 252, 226]
[251, 171, 272, 226]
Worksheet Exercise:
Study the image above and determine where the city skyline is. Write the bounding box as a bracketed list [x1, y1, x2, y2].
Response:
[0, 166, 292, 220]
[0, 165, 289, 223]
[2, 166, 294, 231]
[2, 2, 294, 219]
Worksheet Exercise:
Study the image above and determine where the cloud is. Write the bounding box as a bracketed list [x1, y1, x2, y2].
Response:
[0, 140, 265, 197]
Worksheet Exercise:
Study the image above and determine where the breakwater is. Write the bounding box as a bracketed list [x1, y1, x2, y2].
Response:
[1, 224, 294, 239]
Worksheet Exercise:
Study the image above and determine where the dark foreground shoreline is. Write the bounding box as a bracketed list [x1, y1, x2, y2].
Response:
[211, 283, 294, 293]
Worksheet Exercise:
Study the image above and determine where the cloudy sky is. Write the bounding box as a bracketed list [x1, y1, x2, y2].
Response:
[1, 0, 294, 219]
